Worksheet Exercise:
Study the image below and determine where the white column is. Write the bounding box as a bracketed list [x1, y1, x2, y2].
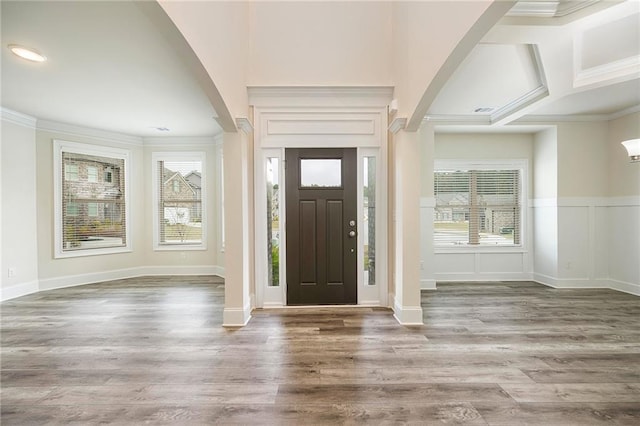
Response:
[392, 127, 424, 325]
[222, 131, 252, 326]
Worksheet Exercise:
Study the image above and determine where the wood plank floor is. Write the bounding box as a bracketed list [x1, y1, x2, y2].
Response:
[2, 277, 640, 425]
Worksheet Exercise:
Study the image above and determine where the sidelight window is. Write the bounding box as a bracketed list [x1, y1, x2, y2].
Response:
[266, 157, 281, 286]
[363, 156, 376, 286]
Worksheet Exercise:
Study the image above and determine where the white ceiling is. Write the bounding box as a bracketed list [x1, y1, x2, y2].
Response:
[1, 1, 220, 138]
[428, 0, 640, 126]
[1, 0, 638, 138]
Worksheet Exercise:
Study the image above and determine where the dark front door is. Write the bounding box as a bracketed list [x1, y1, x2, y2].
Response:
[286, 148, 357, 305]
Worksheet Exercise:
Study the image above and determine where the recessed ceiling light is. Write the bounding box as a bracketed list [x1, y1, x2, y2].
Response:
[8, 44, 47, 62]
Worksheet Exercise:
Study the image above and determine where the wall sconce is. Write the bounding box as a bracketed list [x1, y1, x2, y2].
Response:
[621, 139, 640, 162]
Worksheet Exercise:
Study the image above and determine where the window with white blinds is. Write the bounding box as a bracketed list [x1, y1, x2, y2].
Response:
[434, 162, 523, 247]
[54, 140, 130, 258]
[152, 152, 206, 250]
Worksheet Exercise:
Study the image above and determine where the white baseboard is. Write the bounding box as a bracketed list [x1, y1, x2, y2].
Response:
[533, 273, 639, 296]
[0, 280, 39, 302]
[392, 295, 424, 325]
[139, 265, 224, 277]
[39, 267, 143, 292]
[37, 265, 225, 294]
[533, 273, 604, 289]
[606, 279, 640, 296]
[435, 272, 533, 282]
[223, 301, 252, 327]
[420, 279, 437, 290]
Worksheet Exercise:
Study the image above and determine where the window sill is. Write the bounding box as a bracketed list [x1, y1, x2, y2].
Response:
[435, 246, 527, 254]
[55, 247, 132, 259]
[154, 244, 207, 252]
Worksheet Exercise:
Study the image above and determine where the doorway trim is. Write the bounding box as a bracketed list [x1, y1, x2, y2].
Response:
[251, 87, 392, 308]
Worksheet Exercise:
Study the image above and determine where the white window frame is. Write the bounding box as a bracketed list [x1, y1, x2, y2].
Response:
[217, 143, 225, 252]
[53, 140, 131, 258]
[434, 159, 528, 253]
[152, 151, 207, 251]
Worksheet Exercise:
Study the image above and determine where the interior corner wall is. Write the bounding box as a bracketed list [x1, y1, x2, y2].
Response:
[24, 126, 226, 299]
[532, 127, 559, 284]
[1, 119, 39, 300]
[35, 129, 146, 291]
[419, 123, 436, 290]
[606, 112, 640, 294]
[430, 132, 534, 282]
[532, 119, 639, 295]
[140, 141, 224, 276]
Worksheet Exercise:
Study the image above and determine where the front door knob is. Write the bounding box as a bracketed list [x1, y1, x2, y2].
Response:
[349, 230, 356, 238]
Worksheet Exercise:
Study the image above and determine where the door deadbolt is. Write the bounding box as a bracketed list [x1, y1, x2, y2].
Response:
[349, 220, 356, 227]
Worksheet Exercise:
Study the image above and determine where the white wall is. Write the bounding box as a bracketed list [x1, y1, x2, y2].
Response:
[606, 112, 640, 293]
[1, 115, 39, 300]
[159, 0, 249, 118]
[0, 116, 225, 301]
[532, 118, 639, 295]
[532, 127, 558, 281]
[248, 2, 392, 87]
[141, 139, 224, 274]
[35, 127, 146, 290]
[427, 132, 534, 283]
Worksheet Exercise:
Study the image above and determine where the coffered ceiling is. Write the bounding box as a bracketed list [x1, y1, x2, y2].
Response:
[428, 0, 640, 127]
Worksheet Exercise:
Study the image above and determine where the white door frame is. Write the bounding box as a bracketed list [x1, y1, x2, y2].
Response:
[250, 87, 392, 308]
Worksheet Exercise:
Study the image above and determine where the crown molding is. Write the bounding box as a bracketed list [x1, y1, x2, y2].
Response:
[388, 117, 407, 134]
[608, 104, 640, 121]
[574, 56, 640, 88]
[248, 86, 394, 108]
[506, 0, 600, 18]
[517, 104, 640, 123]
[37, 119, 144, 147]
[427, 103, 639, 127]
[1, 107, 37, 128]
[423, 114, 491, 125]
[142, 135, 221, 147]
[491, 85, 549, 125]
[235, 117, 254, 134]
[507, 1, 560, 18]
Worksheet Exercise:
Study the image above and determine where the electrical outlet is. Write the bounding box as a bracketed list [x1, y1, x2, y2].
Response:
[7, 268, 16, 278]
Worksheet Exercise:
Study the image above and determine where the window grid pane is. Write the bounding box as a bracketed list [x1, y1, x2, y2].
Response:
[61, 152, 126, 251]
[434, 169, 521, 247]
[158, 160, 203, 245]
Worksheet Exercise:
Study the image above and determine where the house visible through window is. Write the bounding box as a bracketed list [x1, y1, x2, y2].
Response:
[66, 202, 79, 217]
[88, 202, 99, 217]
[55, 140, 130, 258]
[87, 166, 98, 183]
[153, 153, 206, 250]
[65, 164, 79, 181]
[434, 162, 523, 247]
